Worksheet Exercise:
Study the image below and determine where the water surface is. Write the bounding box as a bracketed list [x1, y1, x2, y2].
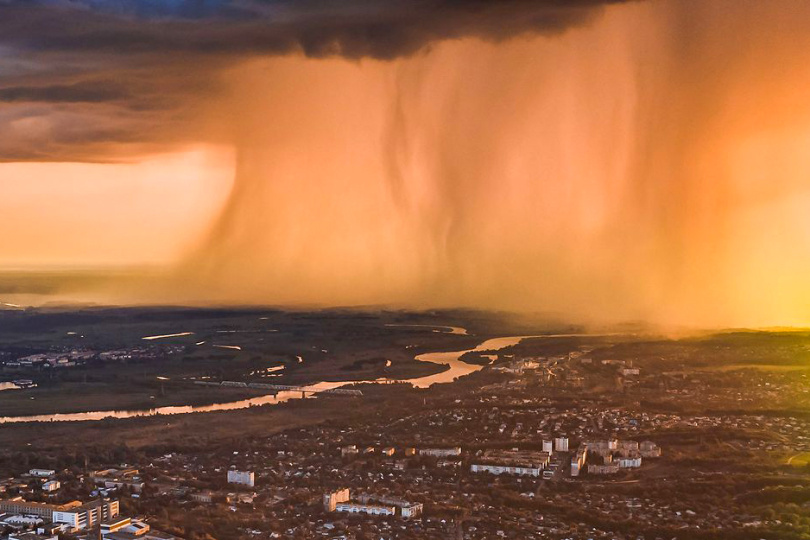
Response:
[0, 332, 572, 423]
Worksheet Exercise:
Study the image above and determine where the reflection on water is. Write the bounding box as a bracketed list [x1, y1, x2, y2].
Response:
[385, 324, 469, 335]
[0, 379, 383, 424]
[408, 335, 537, 388]
[0, 332, 558, 424]
[142, 332, 194, 340]
[213, 344, 242, 350]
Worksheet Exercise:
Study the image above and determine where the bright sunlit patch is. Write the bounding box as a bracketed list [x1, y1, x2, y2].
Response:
[0, 145, 234, 267]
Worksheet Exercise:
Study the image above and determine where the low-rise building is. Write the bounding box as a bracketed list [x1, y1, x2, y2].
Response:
[2, 515, 44, 527]
[42, 481, 60, 492]
[0, 498, 78, 519]
[190, 491, 214, 504]
[99, 516, 182, 540]
[90, 469, 143, 493]
[618, 457, 642, 468]
[588, 463, 620, 475]
[9, 532, 57, 540]
[640, 441, 662, 458]
[100, 516, 137, 536]
[400, 503, 423, 519]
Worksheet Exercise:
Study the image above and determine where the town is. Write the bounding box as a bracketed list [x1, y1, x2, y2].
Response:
[5, 0, 810, 538]
[1, 308, 809, 539]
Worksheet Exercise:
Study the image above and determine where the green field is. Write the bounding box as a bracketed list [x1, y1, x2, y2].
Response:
[0, 307, 522, 416]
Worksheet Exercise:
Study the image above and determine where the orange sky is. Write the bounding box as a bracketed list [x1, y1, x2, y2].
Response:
[0, 147, 233, 267]
[4, 1, 810, 327]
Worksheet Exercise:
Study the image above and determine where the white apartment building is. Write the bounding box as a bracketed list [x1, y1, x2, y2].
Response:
[226, 470, 255, 487]
[52, 510, 83, 530]
[54, 499, 119, 531]
[335, 502, 395, 516]
[471, 463, 541, 477]
[571, 445, 588, 477]
[419, 447, 461, 457]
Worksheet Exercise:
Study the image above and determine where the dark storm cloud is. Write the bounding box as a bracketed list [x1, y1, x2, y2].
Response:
[0, 80, 130, 103]
[0, 0, 634, 161]
[1, 1, 630, 59]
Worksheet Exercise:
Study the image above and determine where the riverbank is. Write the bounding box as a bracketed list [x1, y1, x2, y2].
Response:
[0, 382, 270, 417]
[0, 333, 546, 424]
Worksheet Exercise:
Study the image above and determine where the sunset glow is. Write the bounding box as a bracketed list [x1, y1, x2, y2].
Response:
[5, 4, 810, 536]
[3, 0, 810, 326]
[0, 146, 234, 266]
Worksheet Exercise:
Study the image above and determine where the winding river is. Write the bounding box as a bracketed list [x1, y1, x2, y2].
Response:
[0, 332, 543, 424]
